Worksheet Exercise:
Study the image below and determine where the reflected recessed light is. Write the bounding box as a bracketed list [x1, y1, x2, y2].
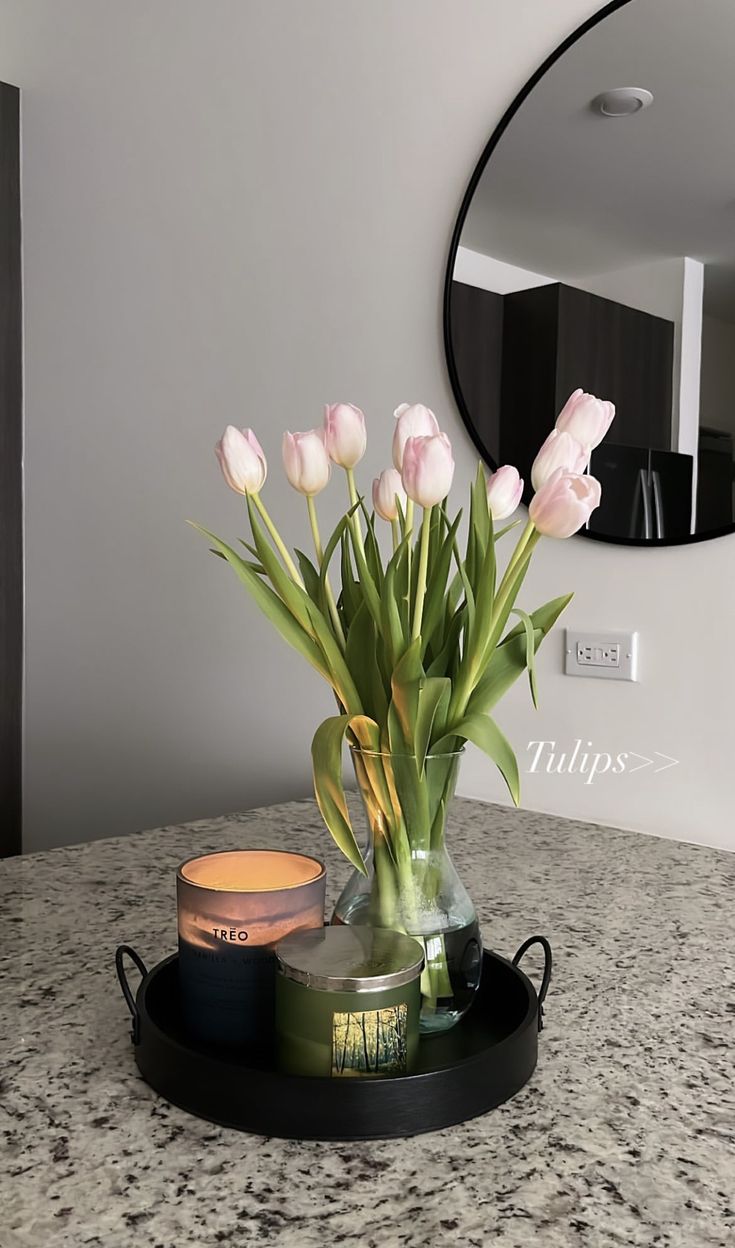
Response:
[591, 88, 654, 117]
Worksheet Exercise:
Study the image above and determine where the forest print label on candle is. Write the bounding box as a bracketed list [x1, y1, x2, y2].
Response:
[331, 1003, 408, 1077]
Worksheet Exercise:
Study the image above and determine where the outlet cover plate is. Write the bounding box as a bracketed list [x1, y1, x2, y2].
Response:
[565, 629, 639, 682]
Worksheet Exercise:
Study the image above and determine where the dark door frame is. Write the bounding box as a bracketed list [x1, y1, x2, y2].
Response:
[0, 82, 22, 856]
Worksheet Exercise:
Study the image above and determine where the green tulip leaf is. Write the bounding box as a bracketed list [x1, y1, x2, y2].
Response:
[468, 593, 572, 716]
[339, 534, 361, 626]
[426, 609, 465, 680]
[502, 592, 573, 647]
[510, 607, 539, 708]
[319, 506, 359, 603]
[468, 631, 541, 716]
[189, 523, 329, 681]
[381, 534, 411, 666]
[301, 593, 363, 714]
[356, 498, 385, 591]
[246, 496, 315, 636]
[311, 713, 379, 875]
[294, 548, 322, 607]
[466, 461, 490, 584]
[389, 638, 424, 746]
[420, 509, 462, 655]
[434, 712, 520, 806]
[494, 518, 523, 542]
[345, 600, 386, 722]
[346, 514, 383, 634]
[414, 677, 451, 774]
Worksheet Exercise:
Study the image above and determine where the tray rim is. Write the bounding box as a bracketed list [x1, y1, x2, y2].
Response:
[133, 947, 540, 1084]
[116, 939, 551, 1140]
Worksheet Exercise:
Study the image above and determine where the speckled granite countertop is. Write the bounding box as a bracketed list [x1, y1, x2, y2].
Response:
[2, 796, 734, 1248]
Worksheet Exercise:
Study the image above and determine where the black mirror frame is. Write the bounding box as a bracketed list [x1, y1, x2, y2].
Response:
[443, 0, 735, 549]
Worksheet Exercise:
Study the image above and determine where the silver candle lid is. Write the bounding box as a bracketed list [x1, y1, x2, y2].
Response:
[275, 926, 424, 992]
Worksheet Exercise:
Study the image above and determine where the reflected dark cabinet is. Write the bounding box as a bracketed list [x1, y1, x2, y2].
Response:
[449, 276, 697, 540]
[499, 282, 675, 471]
[448, 281, 503, 464]
[697, 442, 734, 531]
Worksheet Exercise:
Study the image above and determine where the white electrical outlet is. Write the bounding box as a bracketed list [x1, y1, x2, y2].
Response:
[565, 630, 639, 682]
[576, 640, 620, 667]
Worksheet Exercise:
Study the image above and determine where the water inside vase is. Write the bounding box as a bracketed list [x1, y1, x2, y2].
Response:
[333, 896, 482, 1034]
[418, 916, 483, 1034]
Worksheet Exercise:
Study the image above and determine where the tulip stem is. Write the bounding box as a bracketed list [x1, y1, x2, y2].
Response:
[405, 498, 415, 583]
[473, 530, 541, 683]
[252, 493, 303, 586]
[448, 528, 540, 726]
[306, 495, 325, 563]
[497, 520, 535, 599]
[411, 506, 433, 643]
[345, 466, 366, 558]
[391, 518, 400, 553]
[307, 495, 346, 649]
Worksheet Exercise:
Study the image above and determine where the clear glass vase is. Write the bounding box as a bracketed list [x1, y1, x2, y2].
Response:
[332, 747, 482, 1034]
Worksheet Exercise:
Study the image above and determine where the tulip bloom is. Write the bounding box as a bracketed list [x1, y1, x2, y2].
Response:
[392, 403, 441, 471]
[323, 403, 367, 469]
[372, 468, 407, 522]
[215, 426, 267, 495]
[531, 429, 589, 491]
[555, 389, 615, 451]
[401, 432, 455, 508]
[282, 429, 331, 496]
[529, 468, 602, 538]
[486, 465, 523, 520]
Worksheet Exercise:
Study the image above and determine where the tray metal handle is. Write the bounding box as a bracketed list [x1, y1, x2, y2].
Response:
[512, 935, 552, 1032]
[115, 944, 148, 1045]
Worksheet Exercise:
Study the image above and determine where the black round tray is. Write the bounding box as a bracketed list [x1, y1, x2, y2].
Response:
[115, 936, 551, 1141]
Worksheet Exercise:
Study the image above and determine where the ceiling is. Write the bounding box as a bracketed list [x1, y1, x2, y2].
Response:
[460, 0, 735, 321]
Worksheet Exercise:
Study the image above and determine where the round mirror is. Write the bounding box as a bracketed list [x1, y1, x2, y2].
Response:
[445, 0, 735, 545]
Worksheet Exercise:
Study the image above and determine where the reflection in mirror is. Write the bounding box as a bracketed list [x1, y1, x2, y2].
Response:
[447, 0, 735, 544]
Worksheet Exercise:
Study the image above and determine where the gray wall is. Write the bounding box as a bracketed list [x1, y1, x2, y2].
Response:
[1, 0, 733, 853]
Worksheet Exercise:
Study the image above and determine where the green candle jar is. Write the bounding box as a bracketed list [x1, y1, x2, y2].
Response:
[275, 926, 424, 1078]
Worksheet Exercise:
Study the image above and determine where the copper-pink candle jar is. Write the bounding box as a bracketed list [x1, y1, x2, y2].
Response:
[177, 849, 326, 1050]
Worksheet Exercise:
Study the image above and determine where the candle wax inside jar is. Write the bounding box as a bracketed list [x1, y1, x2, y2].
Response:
[180, 850, 323, 892]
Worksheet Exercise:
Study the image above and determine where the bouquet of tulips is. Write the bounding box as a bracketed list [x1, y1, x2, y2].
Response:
[194, 391, 613, 1018]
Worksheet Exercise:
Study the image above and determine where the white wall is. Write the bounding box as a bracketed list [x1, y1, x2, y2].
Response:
[454, 245, 553, 294]
[457, 245, 687, 324]
[1, 0, 733, 853]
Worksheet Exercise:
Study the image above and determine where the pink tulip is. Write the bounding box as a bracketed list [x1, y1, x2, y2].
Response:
[555, 389, 615, 451]
[323, 403, 367, 469]
[372, 468, 407, 522]
[392, 403, 441, 470]
[531, 429, 589, 491]
[282, 429, 331, 496]
[401, 432, 455, 508]
[215, 426, 267, 495]
[486, 465, 523, 520]
[529, 468, 602, 538]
